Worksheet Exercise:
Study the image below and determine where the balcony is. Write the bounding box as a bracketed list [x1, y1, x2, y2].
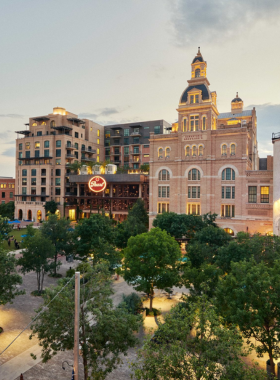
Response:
[81, 157, 96, 162]
[81, 148, 96, 154]
[66, 144, 75, 149]
[130, 159, 141, 163]
[19, 155, 53, 160]
[111, 133, 122, 138]
[130, 131, 142, 137]
[66, 154, 75, 158]
[130, 150, 140, 155]
[110, 142, 121, 146]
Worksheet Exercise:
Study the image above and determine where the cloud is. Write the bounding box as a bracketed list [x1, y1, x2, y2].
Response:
[1, 147, 15, 157]
[169, 0, 280, 46]
[78, 113, 98, 120]
[99, 107, 120, 116]
[0, 114, 24, 118]
[4, 140, 16, 144]
[79, 107, 123, 122]
[246, 103, 280, 157]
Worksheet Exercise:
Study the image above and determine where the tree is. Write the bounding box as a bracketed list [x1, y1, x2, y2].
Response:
[216, 259, 280, 377]
[140, 163, 149, 173]
[68, 161, 82, 174]
[0, 201, 15, 220]
[122, 227, 182, 311]
[43, 200, 58, 215]
[0, 216, 12, 242]
[0, 247, 24, 306]
[18, 230, 55, 294]
[29, 262, 141, 380]
[132, 296, 267, 380]
[41, 214, 72, 276]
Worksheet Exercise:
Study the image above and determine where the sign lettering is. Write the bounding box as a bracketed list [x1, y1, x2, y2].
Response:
[88, 176, 107, 193]
[182, 134, 203, 141]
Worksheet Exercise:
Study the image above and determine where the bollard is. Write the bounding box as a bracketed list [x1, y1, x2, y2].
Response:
[20, 374, 24, 380]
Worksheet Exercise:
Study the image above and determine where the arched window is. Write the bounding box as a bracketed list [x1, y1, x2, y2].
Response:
[222, 168, 235, 181]
[97, 130, 100, 137]
[188, 169, 201, 181]
[165, 147, 170, 158]
[159, 169, 170, 181]
[50, 120, 55, 128]
[221, 144, 227, 155]
[195, 69, 200, 78]
[182, 118, 187, 132]
[230, 144, 236, 155]
[158, 148, 163, 158]
[185, 146, 190, 157]
[202, 116, 206, 131]
[32, 122, 37, 126]
[199, 145, 203, 156]
[224, 228, 234, 236]
[192, 146, 197, 157]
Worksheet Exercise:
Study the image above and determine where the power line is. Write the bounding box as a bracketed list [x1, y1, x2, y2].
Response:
[0, 274, 75, 357]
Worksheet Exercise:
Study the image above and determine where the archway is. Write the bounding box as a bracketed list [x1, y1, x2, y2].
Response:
[224, 228, 234, 236]
[18, 209, 23, 220]
[37, 210, 42, 222]
[27, 210, 32, 221]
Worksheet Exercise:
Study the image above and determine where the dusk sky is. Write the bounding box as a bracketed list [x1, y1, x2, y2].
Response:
[1, 0, 280, 176]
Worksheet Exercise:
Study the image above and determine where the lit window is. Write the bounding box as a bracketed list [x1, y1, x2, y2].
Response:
[157, 202, 169, 214]
[56, 159, 61, 165]
[221, 144, 227, 155]
[97, 156, 100, 163]
[221, 205, 235, 218]
[25, 142, 30, 149]
[32, 122, 37, 126]
[97, 139, 100, 145]
[97, 148, 100, 154]
[34, 141, 40, 148]
[158, 148, 163, 158]
[165, 147, 170, 158]
[195, 69, 200, 78]
[198, 145, 203, 156]
[185, 146, 190, 157]
[190, 116, 199, 131]
[188, 169, 201, 181]
[224, 228, 234, 236]
[192, 146, 197, 157]
[222, 168, 235, 181]
[230, 144, 236, 155]
[187, 203, 200, 215]
[97, 130, 100, 137]
[202, 117, 206, 131]
[261, 186, 269, 203]
[159, 170, 170, 181]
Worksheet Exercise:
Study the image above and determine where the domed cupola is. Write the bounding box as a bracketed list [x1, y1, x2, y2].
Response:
[191, 47, 207, 79]
[231, 92, 244, 113]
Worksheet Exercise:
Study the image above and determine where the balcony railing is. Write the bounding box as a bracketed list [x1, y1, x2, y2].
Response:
[130, 132, 141, 136]
[66, 144, 75, 149]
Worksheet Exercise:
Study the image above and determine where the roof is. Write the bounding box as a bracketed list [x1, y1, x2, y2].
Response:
[32, 116, 50, 121]
[232, 97, 243, 103]
[181, 84, 210, 103]
[218, 110, 252, 119]
[69, 174, 147, 184]
[192, 56, 204, 64]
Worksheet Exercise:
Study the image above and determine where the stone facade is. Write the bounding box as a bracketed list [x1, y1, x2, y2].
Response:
[149, 49, 273, 235]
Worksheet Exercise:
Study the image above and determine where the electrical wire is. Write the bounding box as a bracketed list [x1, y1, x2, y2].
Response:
[0, 274, 75, 357]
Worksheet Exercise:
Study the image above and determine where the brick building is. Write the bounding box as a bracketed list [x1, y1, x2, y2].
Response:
[0, 177, 15, 205]
[149, 49, 273, 235]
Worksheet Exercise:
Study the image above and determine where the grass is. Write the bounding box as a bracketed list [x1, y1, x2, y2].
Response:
[2, 228, 28, 251]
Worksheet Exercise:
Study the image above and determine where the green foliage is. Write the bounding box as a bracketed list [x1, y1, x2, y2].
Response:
[132, 296, 267, 380]
[116, 165, 129, 174]
[0, 201, 15, 220]
[18, 229, 55, 293]
[41, 215, 71, 275]
[119, 293, 143, 315]
[0, 216, 12, 242]
[43, 200, 58, 215]
[0, 247, 24, 305]
[122, 227, 182, 310]
[65, 268, 75, 278]
[216, 259, 280, 376]
[67, 161, 82, 174]
[140, 163, 149, 173]
[30, 262, 141, 380]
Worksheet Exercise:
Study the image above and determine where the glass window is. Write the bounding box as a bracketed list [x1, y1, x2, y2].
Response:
[105, 130, 110, 138]
[25, 142, 30, 149]
[19, 143, 22, 150]
[222, 144, 227, 155]
[232, 187, 235, 199]
[50, 120, 55, 128]
[190, 116, 199, 131]
[35, 141, 40, 148]
[55, 178, 61, 186]
[144, 144, 149, 148]
[37, 131, 42, 136]
[248, 186, 257, 203]
[31, 178, 36, 185]
[124, 128, 130, 136]
[123, 138, 129, 145]
[195, 69, 200, 78]
[157, 202, 169, 214]
[133, 137, 139, 144]
[159, 170, 170, 181]
[56, 159, 61, 165]
[222, 168, 235, 181]
[202, 117, 206, 130]
[187, 203, 200, 215]
[226, 187, 231, 199]
[183, 119, 187, 132]
[154, 126, 161, 134]
[26, 151, 30, 158]
[74, 143, 78, 149]
[261, 186, 269, 203]
[44, 150, 49, 157]
[56, 140, 61, 147]
[44, 141, 49, 148]
[35, 150, 40, 157]
[124, 146, 129, 155]
[55, 187, 61, 195]
[192, 146, 197, 156]
[185, 146, 190, 156]
[75, 132, 79, 138]
[190, 95, 194, 104]
[165, 147, 170, 157]
[22, 169, 27, 176]
[22, 187, 27, 195]
[158, 148, 163, 158]
[55, 169, 61, 176]
[195, 94, 199, 103]
[56, 149, 61, 157]
[10, 192, 13, 198]
[19, 152, 23, 159]
[22, 178, 27, 185]
[188, 169, 201, 180]
[230, 144, 236, 155]
[97, 139, 100, 144]
[199, 145, 203, 156]
[97, 129, 100, 137]
[31, 169, 36, 176]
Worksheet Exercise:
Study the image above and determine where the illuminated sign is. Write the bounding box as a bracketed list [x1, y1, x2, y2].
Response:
[88, 176, 107, 193]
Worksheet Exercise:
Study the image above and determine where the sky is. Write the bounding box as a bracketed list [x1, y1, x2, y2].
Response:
[0, 0, 280, 176]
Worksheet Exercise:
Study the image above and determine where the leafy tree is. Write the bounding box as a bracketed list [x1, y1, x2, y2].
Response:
[29, 262, 141, 380]
[68, 161, 82, 174]
[0, 247, 24, 306]
[216, 259, 280, 377]
[0, 216, 12, 242]
[122, 227, 182, 311]
[0, 201, 15, 220]
[140, 163, 149, 173]
[132, 296, 267, 380]
[41, 214, 71, 276]
[18, 229, 55, 294]
[43, 200, 58, 215]
[116, 165, 129, 174]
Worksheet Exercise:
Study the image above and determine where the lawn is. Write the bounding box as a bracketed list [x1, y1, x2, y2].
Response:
[2, 228, 28, 251]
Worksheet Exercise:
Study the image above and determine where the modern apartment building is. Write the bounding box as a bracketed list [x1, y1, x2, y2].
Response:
[149, 49, 274, 235]
[15, 107, 103, 222]
[0, 177, 15, 205]
[104, 120, 171, 169]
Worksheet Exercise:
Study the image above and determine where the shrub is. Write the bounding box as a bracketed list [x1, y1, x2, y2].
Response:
[66, 268, 75, 278]
[121, 293, 143, 314]
[145, 307, 162, 317]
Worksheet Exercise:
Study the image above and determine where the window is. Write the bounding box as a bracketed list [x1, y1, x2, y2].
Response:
[144, 154, 149, 158]
[144, 144, 149, 148]
[158, 202, 169, 214]
[202, 117, 206, 130]
[105, 130, 110, 138]
[182, 118, 187, 132]
[97, 130, 100, 137]
[185, 146, 190, 157]
[37, 131, 42, 136]
[44, 141, 49, 148]
[55, 178, 61, 186]
[188, 169, 201, 181]
[224, 228, 234, 236]
[97, 139, 100, 144]
[159, 169, 170, 181]
[187, 203, 200, 215]
[56, 140, 61, 147]
[1, 192, 5, 198]
[31, 169, 36, 176]
[230, 144, 236, 155]
[105, 139, 111, 147]
[133, 146, 139, 154]
[10, 192, 13, 198]
[195, 69, 200, 78]
[221, 205, 235, 218]
[31, 178, 36, 185]
[192, 146, 197, 157]
[74, 143, 78, 150]
[198, 145, 203, 156]
[22, 187, 27, 195]
[190, 95, 194, 104]
[261, 186, 269, 203]
[133, 137, 139, 144]
[50, 121, 55, 128]
[123, 138, 129, 145]
[154, 126, 161, 134]
[158, 186, 170, 198]
[41, 169, 46, 176]
[158, 148, 163, 158]
[35, 150, 40, 158]
[124, 128, 129, 136]
[19, 152, 23, 159]
[44, 150, 49, 157]
[75, 152, 79, 159]
[25, 142, 30, 149]
[188, 186, 200, 198]
[22, 169, 27, 176]
[19, 143, 22, 150]
[22, 178, 27, 185]
[56, 159, 61, 165]
[56, 149, 61, 157]
[133, 163, 139, 169]
[222, 186, 235, 199]
[0, 184, 5, 188]
[25, 151, 30, 158]
[222, 168, 235, 181]
[221, 144, 227, 155]
[35, 141, 40, 148]
[31, 187, 36, 195]
[195, 94, 199, 103]
[190, 116, 199, 131]
[97, 156, 100, 163]
[55, 188, 61, 195]
[165, 147, 170, 158]
[75, 132, 79, 138]
[55, 169, 61, 176]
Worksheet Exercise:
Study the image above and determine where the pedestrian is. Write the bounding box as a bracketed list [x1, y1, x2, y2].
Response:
[14, 239, 17, 247]
[17, 224, 20, 231]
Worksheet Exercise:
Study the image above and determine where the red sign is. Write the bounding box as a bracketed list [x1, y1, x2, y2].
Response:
[88, 176, 107, 193]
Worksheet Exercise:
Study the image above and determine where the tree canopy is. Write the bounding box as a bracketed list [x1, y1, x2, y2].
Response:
[122, 227, 182, 310]
[43, 200, 58, 215]
[0, 216, 12, 242]
[0, 201, 15, 220]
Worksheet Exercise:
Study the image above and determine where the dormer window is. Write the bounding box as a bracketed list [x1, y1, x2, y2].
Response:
[190, 95, 194, 104]
[195, 69, 200, 78]
[195, 94, 199, 103]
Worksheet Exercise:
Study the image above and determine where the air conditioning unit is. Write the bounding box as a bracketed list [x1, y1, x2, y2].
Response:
[105, 164, 117, 174]
[80, 165, 88, 175]
[93, 165, 101, 174]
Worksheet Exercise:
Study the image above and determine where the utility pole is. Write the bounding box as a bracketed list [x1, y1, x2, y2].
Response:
[74, 272, 80, 379]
